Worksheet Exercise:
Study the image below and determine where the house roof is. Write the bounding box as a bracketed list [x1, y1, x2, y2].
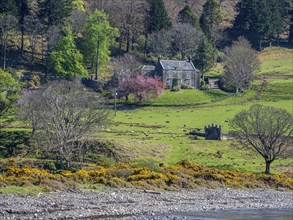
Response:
[159, 60, 197, 71]
[141, 65, 156, 71]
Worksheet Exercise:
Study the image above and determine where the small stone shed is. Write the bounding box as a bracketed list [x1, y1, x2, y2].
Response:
[141, 58, 201, 89]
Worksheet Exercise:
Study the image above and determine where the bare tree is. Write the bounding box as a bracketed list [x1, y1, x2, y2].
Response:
[222, 37, 260, 93]
[100, 0, 148, 53]
[230, 104, 293, 174]
[18, 80, 111, 169]
[46, 25, 62, 51]
[148, 29, 172, 57]
[68, 10, 87, 36]
[0, 14, 18, 70]
[170, 23, 202, 60]
[112, 53, 140, 77]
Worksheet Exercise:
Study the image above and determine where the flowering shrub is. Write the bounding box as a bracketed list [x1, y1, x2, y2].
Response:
[117, 72, 164, 102]
[0, 160, 292, 190]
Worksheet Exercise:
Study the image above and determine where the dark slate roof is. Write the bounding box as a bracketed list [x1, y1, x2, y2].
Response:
[141, 65, 156, 71]
[159, 60, 197, 71]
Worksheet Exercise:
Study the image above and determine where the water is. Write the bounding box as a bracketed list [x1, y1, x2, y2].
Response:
[141, 208, 293, 220]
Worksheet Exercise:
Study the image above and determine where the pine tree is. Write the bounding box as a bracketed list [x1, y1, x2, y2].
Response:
[193, 36, 217, 78]
[232, 0, 289, 48]
[148, 0, 171, 33]
[0, 0, 18, 15]
[38, 0, 72, 28]
[200, 0, 222, 41]
[178, 5, 200, 29]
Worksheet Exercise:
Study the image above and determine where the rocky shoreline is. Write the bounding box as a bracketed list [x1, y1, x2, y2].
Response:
[0, 188, 292, 219]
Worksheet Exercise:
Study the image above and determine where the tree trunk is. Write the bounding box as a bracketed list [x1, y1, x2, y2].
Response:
[3, 41, 6, 71]
[30, 42, 35, 73]
[118, 34, 123, 54]
[126, 32, 130, 53]
[265, 160, 271, 174]
[95, 41, 100, 80]
[289, 14, 293, 43]
[144, 33, 148, 58]
[21, 28, 24, 57]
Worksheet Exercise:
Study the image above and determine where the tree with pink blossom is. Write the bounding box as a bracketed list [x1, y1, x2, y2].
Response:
[117, 72, 164, 103]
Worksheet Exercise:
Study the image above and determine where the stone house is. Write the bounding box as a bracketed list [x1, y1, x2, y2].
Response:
[141, 58, 201, 89]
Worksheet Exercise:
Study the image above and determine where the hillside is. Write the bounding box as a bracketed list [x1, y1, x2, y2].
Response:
[0, 1, 292, 195]
[97, 47, 293, 173]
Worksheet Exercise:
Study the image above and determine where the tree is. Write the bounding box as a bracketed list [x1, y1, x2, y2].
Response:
[193, 35, 217, 78]
[72, 0, 85, 12]
[117, 73, 164, 103]
[38, 0, 73, 28]
[82, 9, 119, 80]
[0, 69, 20, 118]
[148, 29, 172, 57]
[149, 22, 202, 60]
[0, 0, 18, 15]
[222, 37, 260, 93]
[68, 10, 87, 36]
[24, 15, 43, 72]
[200, 0, 222, 41]
[49, 28, 88, 78]
[230, 104, 293, 174]
[17, 0, 30, 56]
[170, 23, 202, 60]
[104, 0, 149, 53]
[178, 5, 200, 29]
[18, 80, 111, 169]
[288, 4, 293, 43]
[112, 53, 140, 77]
[232, 0, 290, 48]
[38, 0, 73, 57]
[147, 0, 171, 34]
[0, 14, 18, 70]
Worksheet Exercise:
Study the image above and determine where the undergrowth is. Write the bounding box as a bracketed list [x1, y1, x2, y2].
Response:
[0, 159, 292, 192]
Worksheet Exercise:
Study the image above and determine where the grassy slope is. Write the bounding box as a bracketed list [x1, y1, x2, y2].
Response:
[1, 47, 291, 174]
[100, 47, 293, 173]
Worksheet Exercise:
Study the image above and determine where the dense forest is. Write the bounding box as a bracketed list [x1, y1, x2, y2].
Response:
[0, 0, 292, 83]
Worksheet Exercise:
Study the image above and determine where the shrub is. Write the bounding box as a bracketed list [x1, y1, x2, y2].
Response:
[180, 84, 190, 89]
[0, 130, 30, 158]
[96, 155, 117, 168]
[171, 86, 180, 92]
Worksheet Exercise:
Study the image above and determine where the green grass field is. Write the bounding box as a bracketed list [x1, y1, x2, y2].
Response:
[1, 47, 292, 174]
[99, 47, 293, 174]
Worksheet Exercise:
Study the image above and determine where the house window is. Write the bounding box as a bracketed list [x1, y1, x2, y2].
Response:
[184, 79, 191, 86]
[167, 78, 173, 86]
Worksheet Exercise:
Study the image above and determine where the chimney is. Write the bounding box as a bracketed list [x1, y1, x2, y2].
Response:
[188, 55, 191, 62]
[158, 54, 161, 62]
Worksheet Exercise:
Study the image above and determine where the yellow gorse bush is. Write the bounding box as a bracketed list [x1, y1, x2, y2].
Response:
[0, 161, 292, 190]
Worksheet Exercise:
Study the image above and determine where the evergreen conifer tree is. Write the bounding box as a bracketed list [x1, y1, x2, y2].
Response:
[38, 0, 72, 28]
[178, 5, 200, 29]
[233, 0, 289, 48]
[148, 0, 171, 33]
[193, 36, 217, 78]
[200, 0, 222, 41]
